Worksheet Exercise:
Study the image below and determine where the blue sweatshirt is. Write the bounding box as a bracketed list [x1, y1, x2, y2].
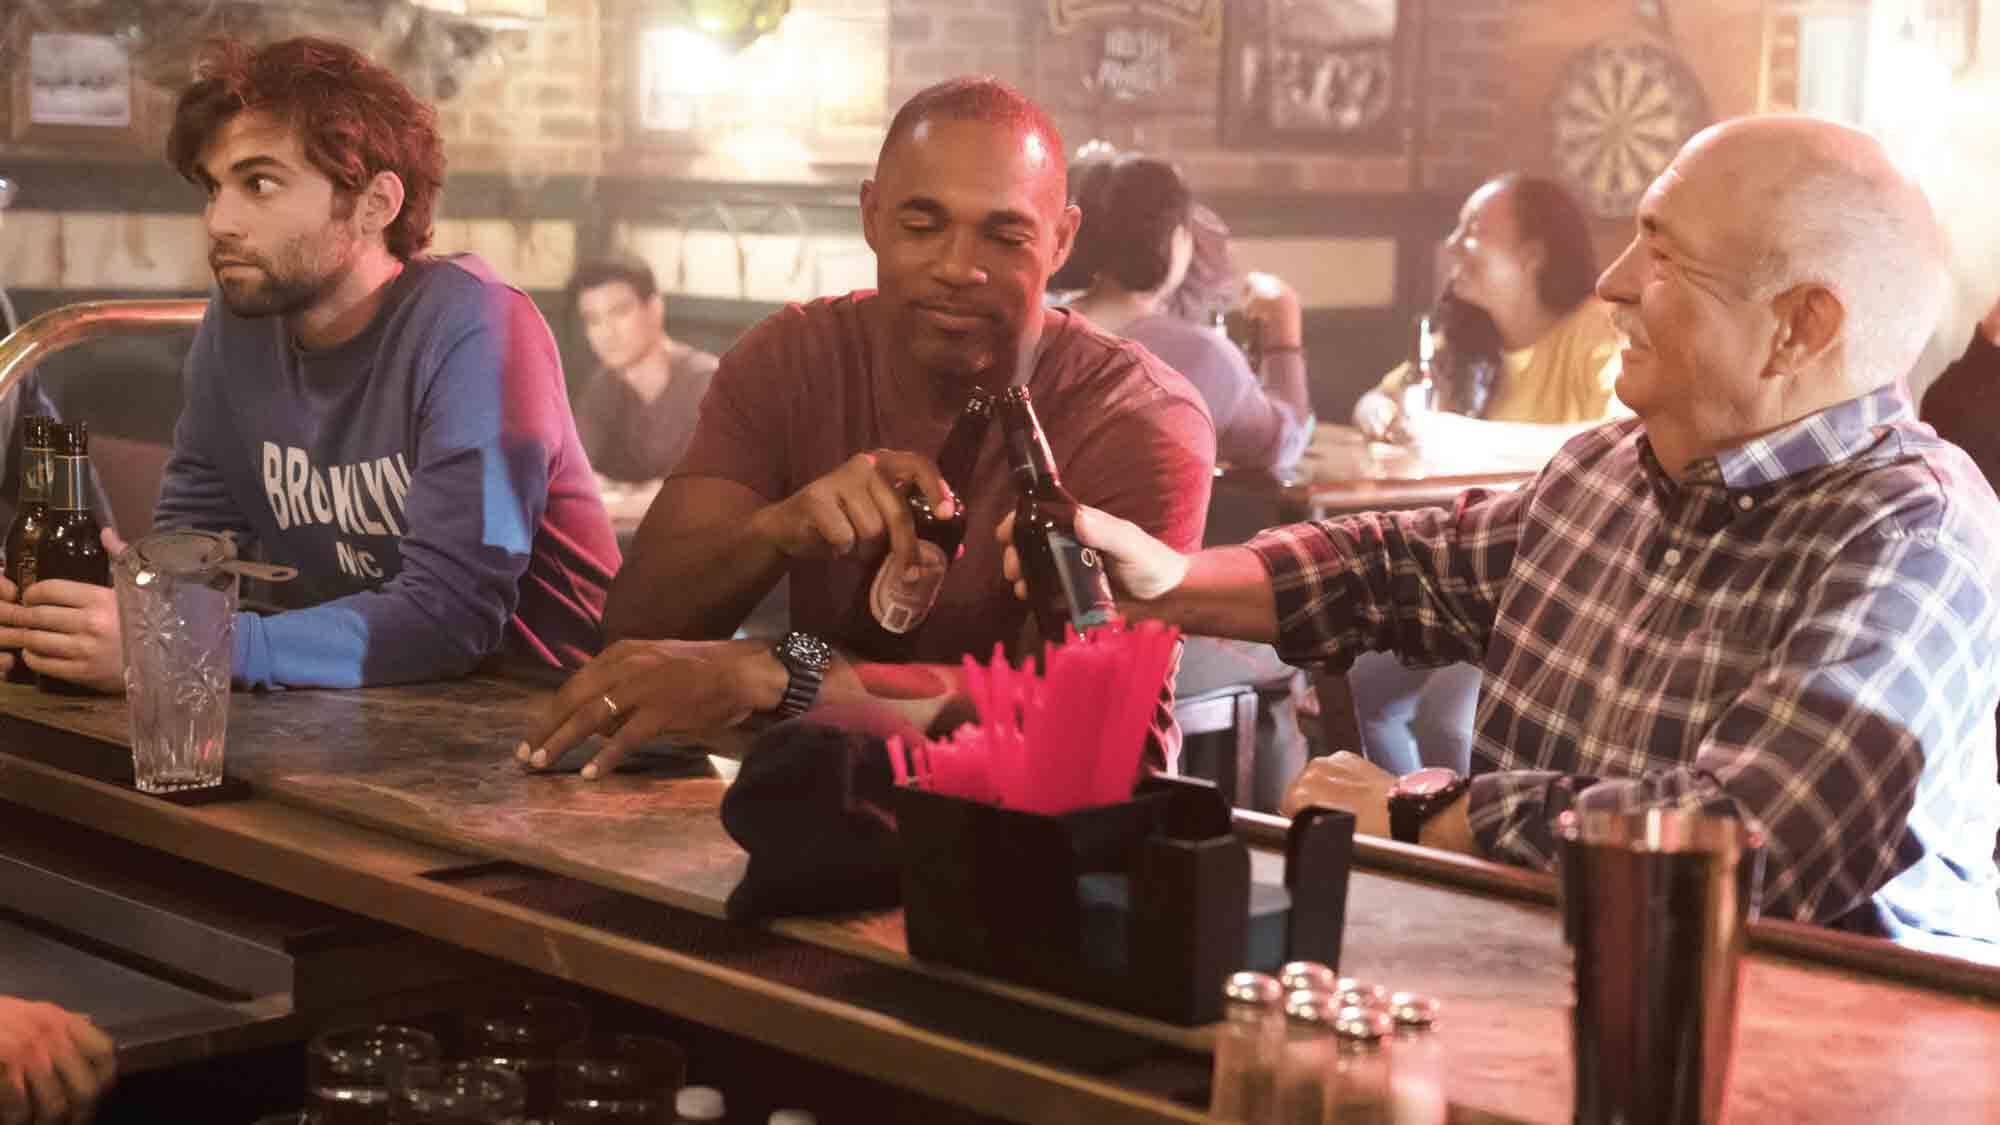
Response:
[155, 255, 618, 688]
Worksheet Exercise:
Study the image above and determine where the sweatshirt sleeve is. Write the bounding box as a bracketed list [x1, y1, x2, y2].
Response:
[232, 289, 563, 688]
[155, 306, 256, 539]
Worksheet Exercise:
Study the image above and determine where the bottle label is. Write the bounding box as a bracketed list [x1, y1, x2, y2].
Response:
[50, 454, 86, 512]
[1050, 529, 1117, 631]
[20, 450, 52, 505]
[869, 539, 950, 635]
[10, 536, 38, 589]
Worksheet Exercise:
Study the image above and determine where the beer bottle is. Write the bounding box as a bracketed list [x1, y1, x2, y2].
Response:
[36, 421, 110, 695]
[1000, 385, 1117, 643]
[850, 387, 995, 661]
[1401, 311, 1437, 421]
[3, 415, 55, 684]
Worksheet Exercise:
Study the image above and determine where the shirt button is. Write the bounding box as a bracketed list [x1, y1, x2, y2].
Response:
[1663, 548, 1683, 565]
[1737, 495, 1754, 511]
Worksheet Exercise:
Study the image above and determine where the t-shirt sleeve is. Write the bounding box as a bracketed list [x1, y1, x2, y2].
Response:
[571, 369, 620, 479]
[1062, 364, 1217, 554]
[669, 316, 794, 502]
[233, 288, 569, 688]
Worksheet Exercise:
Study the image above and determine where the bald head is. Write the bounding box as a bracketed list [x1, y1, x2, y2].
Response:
[877, 77, 1067, 210]
[1677, 115, 1949, 388]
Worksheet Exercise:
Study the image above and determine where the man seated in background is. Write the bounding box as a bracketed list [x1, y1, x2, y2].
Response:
[0, 36, 616, 692]
[1003, 115, 2000, 962]
[0, 994, 116, 1124]
[567, 259, 720, 492]
[519, 76, 1214, 777]
[1920, 293, 2000, 490]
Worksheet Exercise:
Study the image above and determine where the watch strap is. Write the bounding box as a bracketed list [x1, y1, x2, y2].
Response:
[774, 632, 829, 720]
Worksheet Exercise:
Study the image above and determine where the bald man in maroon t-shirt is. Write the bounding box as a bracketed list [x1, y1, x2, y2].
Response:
[520, 78, 1215, 775]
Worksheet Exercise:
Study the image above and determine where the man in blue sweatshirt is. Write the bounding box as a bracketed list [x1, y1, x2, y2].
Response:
[0, 37, 617, 690]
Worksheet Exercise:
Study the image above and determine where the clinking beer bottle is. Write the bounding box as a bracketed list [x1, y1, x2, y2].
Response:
[3, 415, 55, 684]
[851, 387, 996, 661]
[1000, 385, 1117, 643]
[36, 421, 110, 695]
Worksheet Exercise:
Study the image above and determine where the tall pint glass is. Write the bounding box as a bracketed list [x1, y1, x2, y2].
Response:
[114, 530, 238, 792]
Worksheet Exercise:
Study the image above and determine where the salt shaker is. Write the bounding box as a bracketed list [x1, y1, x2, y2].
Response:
[1274, 989, 1341, 1125]
[1327, 1005, 1395, 1125]
[1387, 992, 1447, 1125]
[1209, 971, 1284, 1124]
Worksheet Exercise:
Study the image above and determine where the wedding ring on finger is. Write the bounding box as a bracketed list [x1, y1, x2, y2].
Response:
[601, 693, 622, 723]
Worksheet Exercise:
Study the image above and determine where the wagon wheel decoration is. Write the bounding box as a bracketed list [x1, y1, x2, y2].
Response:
[1549, 40, 1709, 219]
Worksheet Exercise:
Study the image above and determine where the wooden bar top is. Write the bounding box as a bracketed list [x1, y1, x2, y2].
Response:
[4, 679, 1999, 1123]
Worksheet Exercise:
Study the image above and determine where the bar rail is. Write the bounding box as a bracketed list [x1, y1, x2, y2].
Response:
[0, 298, 207, 405]
[1235, 808, 2000, 1001]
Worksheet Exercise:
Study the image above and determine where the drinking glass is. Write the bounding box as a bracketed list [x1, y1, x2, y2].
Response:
[465, 997, 589, 1121]
[307, 1024, 441, 1125]
[552, 1033, 685, 1123]
[114, 530, 238, 791]
[392, 1060, 526, 1124]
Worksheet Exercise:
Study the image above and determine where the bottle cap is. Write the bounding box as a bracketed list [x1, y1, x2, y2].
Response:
[676, 1085, 726, 1121]
[1277, 960, 1336, 995]
[1332, 978, 1390, 1011]
[1389, 991, 1441, 1028]
[1222, 971, 1282, 1009]
[1282, 988, 1341, 1026]
[1332, 1005, 1394, 1043]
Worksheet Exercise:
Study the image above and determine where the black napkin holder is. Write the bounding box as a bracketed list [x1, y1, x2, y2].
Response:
[895, 774, 1354, 1025]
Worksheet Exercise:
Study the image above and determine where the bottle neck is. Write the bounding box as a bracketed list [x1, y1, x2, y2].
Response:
[49, 453, 89, 513]
[936, 392, 996, 488]
[1001, 403, 1061, 495]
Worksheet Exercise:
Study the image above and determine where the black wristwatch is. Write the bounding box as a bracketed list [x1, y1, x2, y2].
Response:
[772, 631, 833, 719]
[1388, 767, 1470, 844]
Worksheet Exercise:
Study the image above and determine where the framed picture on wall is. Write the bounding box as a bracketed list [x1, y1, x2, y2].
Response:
[1220, 0, 1403, 150]
[10, 31, 140, 144]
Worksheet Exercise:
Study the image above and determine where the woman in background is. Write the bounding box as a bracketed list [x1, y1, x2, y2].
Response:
[1054, 152, 1313, 810]
[1056, 154, 1314, 474]
[1356, 172, 1624, 442]
[1349, 172, 1626, 775]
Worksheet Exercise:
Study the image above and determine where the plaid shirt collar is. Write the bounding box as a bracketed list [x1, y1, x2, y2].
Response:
[1637, 385, 1912, 504]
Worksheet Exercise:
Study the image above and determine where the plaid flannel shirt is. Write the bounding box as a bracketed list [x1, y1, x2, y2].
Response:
[1251, 386, 2000, 961]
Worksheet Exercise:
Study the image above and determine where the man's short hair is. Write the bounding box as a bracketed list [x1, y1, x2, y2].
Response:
[566, 259, 660, 308]
[878, 76, 1067, 196]
[1741, 125, 1949, 387]
[166, 37, 445, 261]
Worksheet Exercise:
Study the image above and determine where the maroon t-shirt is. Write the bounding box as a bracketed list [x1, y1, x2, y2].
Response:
[674, 292, 1216, 663]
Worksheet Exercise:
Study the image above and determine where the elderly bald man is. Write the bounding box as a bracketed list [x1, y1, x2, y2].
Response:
[1000, 115, 2000, 962]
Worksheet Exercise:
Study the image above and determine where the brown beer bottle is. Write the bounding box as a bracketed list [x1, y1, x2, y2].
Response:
[37, 421, 110, 695]
[1000, 385, 1117, 643]
[849, 386, 995, 661]
[3, 415, 55, 684]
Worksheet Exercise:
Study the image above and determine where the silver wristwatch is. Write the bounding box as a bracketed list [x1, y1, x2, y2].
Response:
[772, 631, 833, 719]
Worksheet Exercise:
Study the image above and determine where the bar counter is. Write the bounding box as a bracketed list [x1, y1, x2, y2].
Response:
[3, 677, 1998, 1123]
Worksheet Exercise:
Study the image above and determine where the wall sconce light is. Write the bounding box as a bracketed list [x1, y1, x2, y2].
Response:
[683, 0, 793, 52]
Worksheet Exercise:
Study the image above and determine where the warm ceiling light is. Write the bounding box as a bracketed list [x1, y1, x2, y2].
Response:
[684, 0, 792, 52]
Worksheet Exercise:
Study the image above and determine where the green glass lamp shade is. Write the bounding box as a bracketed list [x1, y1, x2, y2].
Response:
[687, 0, 793, 50]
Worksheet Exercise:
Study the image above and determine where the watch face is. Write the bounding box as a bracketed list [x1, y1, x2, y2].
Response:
[779, 631, 833, 670]
[1398, 767, 1461, 797]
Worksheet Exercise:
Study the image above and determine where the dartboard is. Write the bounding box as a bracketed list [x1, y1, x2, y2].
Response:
[1549, 41, 1709, 219]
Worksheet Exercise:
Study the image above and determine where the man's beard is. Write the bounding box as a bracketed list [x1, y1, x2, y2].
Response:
[213, 224, 358, 319]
